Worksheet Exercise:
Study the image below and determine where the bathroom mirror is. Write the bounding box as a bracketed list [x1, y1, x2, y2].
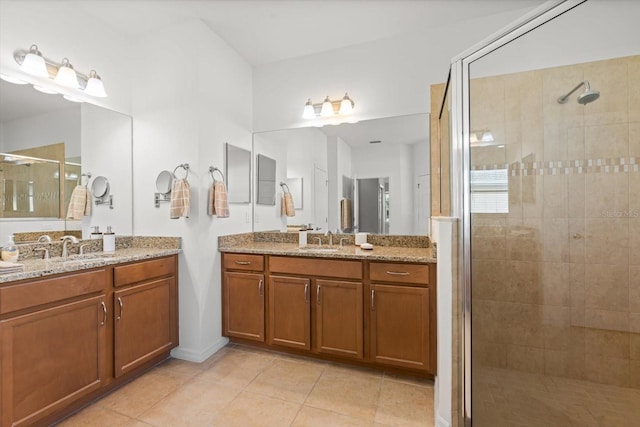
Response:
[91, 176, 110, 198]
[252, 114, 430, 235]
[0, 79, 133, 238]
[155, 170, 174, 194]
[225, 143, 251, 203]
[256, 154, 276, 205]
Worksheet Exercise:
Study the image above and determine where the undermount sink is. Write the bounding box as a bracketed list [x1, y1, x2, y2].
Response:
[301, 247, 340, 253]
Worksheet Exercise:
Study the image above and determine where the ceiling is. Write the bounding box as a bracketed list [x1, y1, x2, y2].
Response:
[69, 0, 546, 66]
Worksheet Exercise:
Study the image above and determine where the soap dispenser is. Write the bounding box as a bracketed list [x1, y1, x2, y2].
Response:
[103, 226, 115, 253]
[90, 226, 103, 240]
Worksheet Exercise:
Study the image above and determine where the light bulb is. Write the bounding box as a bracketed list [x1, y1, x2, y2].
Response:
[84, 70, 107, 97]
[54, 58, 79, 88]
[339, 93, 354, 115]
[20, 45, 49, 78]
[320, 96, 334, 117]
[302, 99, 315, 119]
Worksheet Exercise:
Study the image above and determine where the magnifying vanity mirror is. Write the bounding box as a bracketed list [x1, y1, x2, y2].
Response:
[91, 176, 113, 209]
[252, 113, 430, 235]
[154, 170, 174, 207]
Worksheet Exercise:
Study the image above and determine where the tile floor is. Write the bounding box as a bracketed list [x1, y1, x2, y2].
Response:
[57, 343, 435, 426]
[473, 366, 640, 426]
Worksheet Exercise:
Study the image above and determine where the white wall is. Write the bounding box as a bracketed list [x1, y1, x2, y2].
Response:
[0, 1, 132, 115]
[0, 107, 81, 156]
[131, 18, 253, 362]
[80, 103, 132, 237]
[252, 7, 541, 133]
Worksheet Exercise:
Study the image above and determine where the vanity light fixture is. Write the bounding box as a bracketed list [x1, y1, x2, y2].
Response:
[469, 129, 495, 146]
[302, 93, 355, 119]
[10, 44, 108, 98]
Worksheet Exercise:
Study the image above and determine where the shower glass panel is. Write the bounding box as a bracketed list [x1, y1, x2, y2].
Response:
[468, 2, 639, 425]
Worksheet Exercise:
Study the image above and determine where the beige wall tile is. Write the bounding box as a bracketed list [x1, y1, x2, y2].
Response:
[585, 172, 629, 219]
[471, 259, 507, 301]
[585, 218, 629, 265]
[583, 57, 629, 126]
[585, 123, 629, 160]
[542, 305, 575, 350]
[543, 63, 584, 128]
[506, 344, 544, 373]
[522, 175, 544, 218]
[630, 265, 640, 312]
[585, 355, 630, 387]
[631, 313, 640, 334]
[544, 348, 585, 379]
[629, 56, 640, 122]
[472, 300, 510, 345]
[508, 175, 523, 219]
[544, 218, 570, 262]
[542, 263, 571, 306]
[585, 329, 630, 359]
[585, 263, 629, 311]
[630, 122, 640, 157]
[568, 174, 585, 219]
[507, 218, 543, 261]
[506, 302, 545, 348]
[505, 262, 542, 304]
[569, 218, 586, 263]
[584, 309, 629, 332]
[543, 175, 568, 218]
[470, 76, 505, 154]
[632, 361, 640, 388]
[567, 126, 586, 160]
[630, 173, 640, 215]
[543, 124, 569, 162]
[631, 334, 640, 360]
[630, 218, 640, 265]
[472, 340, 507, 369]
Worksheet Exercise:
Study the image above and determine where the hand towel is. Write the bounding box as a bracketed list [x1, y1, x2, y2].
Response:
[170, 178, 190, 219]
[66, 185, 91, 219]
[340, 198, 353, 231]
[0, 260, 25, 274]
[281, 192, 295, 217]
[211, 181, 230, 217]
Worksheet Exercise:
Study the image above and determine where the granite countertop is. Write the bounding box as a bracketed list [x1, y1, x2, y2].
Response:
[0, 247, 181, 284]
[219, 241, 435, 263]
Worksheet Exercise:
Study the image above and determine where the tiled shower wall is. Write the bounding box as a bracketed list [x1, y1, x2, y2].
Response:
[470, 55, 640, 388]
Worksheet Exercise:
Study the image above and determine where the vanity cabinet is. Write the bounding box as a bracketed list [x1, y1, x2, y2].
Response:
[269, 256, 363, 360]
[369, 262, 434, 372]
[113, 257, 178, 377]
[0, 255, 179, 427]
[0, 271, 109, 427]
[222, 254, 265, 342]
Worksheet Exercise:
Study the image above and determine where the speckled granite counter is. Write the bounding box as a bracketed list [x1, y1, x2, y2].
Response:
[0, 236, 181, 284]
[219, 232, 435, 263]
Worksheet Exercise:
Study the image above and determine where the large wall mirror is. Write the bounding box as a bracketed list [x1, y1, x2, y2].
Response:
[225, 143, 251, 203]
[0, 79, 133, 240]
[252, 113, 430, 235]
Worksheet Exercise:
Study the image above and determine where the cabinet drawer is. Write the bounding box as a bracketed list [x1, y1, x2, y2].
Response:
[0, 269, 107, 315]
[223, 254, 264, 272]
[114, 256, 175, 287]
[370, 262, 429, 286]
[270, 256, 362, 280]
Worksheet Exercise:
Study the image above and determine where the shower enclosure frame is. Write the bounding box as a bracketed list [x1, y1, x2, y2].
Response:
[447, 0, 588, 425]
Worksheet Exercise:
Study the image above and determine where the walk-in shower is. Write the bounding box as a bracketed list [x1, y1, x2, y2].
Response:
[557, 80, 600, 104]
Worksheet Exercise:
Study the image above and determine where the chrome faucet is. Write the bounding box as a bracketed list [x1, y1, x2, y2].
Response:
[34, 247, 50, 260]
[37, 235, 52, 243]
[61, 236, 80, 259]
[324, 230, 333, 247]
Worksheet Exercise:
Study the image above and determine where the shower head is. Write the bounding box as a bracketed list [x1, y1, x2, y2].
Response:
[557, 80, 600, 105]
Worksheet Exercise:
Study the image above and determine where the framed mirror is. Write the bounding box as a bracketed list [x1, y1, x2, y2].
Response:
[256, 154, 276, 206]
[225, 143, 251, 203]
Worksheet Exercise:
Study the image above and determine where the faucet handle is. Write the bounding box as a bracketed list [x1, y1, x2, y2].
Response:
[34, 247, 50, 260]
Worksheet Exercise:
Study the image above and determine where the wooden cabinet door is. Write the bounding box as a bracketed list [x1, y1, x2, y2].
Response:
[0, 295, 107, 427]
[314, 280, 363, 360]
[370, 284, 430, 371]
[114, 277, 176, 377]
[223, 272, 265, 342]
[268, 275, 310, 350]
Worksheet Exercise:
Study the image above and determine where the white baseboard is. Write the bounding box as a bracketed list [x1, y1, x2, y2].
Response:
[170, 337, 229, 363]
[436, 415, 451, 427]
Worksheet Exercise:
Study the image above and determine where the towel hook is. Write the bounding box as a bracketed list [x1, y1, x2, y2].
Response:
[209, 166, 225, 182]
[78, 172, 92, 186]
[173, 163, 189, 180]
[280, 181, 291, 194]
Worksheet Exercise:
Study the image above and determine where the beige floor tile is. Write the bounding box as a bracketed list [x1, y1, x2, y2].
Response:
[374, 378, 434, 427]
[152, 357, 206, 382]
[245, 358, 325, 403]
[305, 365, 382, 422]
[138, 379, 241, 426]
[382, 372, 434, 388]
[97, 371, 183, 418]
[291, 406, 371, 427]
[197, 347, 274, 389]
[212, 391, 301, 427]
[57, 405, 140, 426]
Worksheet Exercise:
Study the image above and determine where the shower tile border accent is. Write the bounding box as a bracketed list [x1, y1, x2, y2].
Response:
[472, 157, 639, 176]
